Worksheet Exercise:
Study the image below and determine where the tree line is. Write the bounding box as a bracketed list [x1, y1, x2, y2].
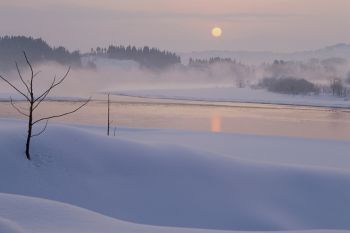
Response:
[0, 36, 81, 71]
[0, 36, 182, 71]
[91, 45, 181, 69]
[189, 57, 236, 66]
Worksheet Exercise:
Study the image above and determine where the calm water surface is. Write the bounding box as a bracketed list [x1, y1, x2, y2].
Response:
[1, 95, 350, 140]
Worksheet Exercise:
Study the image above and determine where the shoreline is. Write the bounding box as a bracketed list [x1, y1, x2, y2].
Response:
[2, 93, 350, 112]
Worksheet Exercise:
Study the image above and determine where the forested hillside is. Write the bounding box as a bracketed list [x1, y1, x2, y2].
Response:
[0, 36, 81, 71]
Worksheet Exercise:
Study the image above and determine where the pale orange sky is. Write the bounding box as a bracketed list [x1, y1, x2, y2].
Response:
[0, 0, 349, 52]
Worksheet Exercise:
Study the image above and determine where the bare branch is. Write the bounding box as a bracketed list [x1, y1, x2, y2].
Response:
[33, 77, 56, 111]
[31, 120, 48, 138]
[48, 67, 71, 89]
[23, 51, 34, 90]
[32, 98, 91, 125]
[34, 76, 56, 103]
[15, 62, 31, 95]
[0, 74, 30, 101]
[33, 71, 42, 78]
[34, 66, 70, 103]
[10, 97, 29, 117]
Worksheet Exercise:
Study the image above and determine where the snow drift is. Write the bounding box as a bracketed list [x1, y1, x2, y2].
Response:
[2, 193, 350, 233]
[0, 118, 350, 231]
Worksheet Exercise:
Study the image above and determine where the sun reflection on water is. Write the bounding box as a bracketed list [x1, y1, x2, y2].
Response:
[211, 114, 221, 132]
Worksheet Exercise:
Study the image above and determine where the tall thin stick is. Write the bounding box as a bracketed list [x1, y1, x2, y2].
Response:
[107, 93, 110, 136]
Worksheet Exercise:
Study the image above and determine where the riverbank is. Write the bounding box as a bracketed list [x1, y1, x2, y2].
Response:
[111, 87, 350, 109]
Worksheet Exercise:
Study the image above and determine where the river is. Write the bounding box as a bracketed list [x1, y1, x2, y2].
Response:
[1, 95, 350, 140]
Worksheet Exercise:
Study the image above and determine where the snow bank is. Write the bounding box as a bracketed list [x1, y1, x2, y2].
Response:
[113, 87, 350, 108]
[1, 193, 349, 233]
[0, 119, 350, 231]
[0, 217, 25, 233]
[120, 128, 350, 171]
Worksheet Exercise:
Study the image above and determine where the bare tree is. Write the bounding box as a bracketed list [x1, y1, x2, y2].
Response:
[330, 77, 344, 97]
[0, 51, 90, 160]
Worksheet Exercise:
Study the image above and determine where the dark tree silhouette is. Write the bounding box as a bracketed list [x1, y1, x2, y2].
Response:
[0, 51, 90, 160]
[259, 77, 318, 95]
[330, 78, 345, 97]
[0, 36, 81, 71]
[104, 45, 181, 69]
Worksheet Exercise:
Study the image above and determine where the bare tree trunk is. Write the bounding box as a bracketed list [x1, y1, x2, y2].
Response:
[25, 109, 32, 160]
[25, 97, 34, 160]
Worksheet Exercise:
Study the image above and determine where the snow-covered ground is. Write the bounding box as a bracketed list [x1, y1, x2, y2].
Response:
[2, 194, 349, 233]
[0, 118, 350, 233]
[113, 87, 350, 108]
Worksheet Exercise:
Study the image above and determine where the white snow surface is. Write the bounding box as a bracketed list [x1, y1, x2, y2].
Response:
[1, 193, 349, 233]
[113, 87, 350, 108]
[0, 118, 350, 232]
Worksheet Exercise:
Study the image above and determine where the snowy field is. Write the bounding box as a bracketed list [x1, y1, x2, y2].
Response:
[1, 194, 350, 233]
[0, 118, 350, 233]
[113, 87, 350, 108]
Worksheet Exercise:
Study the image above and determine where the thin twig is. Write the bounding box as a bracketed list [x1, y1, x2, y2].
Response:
[31, 120, 48, 137]
[34, 67, 70, 103]
[0, 74, 30, 101]
[34, 76, 56, 103]
[23, 52, 34, 93]
[15, 62, 31, 95]
[33, 71, 42, 78]
[10, 97, 29, 117]
[32, 98, 91, 125]
[33, 77, 57, 111]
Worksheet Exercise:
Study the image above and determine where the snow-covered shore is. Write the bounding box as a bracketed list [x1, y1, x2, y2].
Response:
[0, 118, 350, 233]
[2, 86, 350, 109]
[112, 87, 350, 108]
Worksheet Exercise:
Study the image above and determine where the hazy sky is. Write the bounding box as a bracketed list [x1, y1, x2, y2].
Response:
[0, 0, 349, 52]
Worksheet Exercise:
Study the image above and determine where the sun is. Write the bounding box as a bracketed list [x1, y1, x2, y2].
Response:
[211, 27, 222, 38]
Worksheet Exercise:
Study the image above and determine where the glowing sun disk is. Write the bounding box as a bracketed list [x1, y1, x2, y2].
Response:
[211, 27, 222, 38]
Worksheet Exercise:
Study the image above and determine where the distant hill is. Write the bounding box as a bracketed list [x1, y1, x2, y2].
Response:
[2, 36, 349, 71]
[181, 43, 350, 65]
[0, 36, 81, 72]
[88, 45, 181, 70]
[0, 36, 182, 71]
